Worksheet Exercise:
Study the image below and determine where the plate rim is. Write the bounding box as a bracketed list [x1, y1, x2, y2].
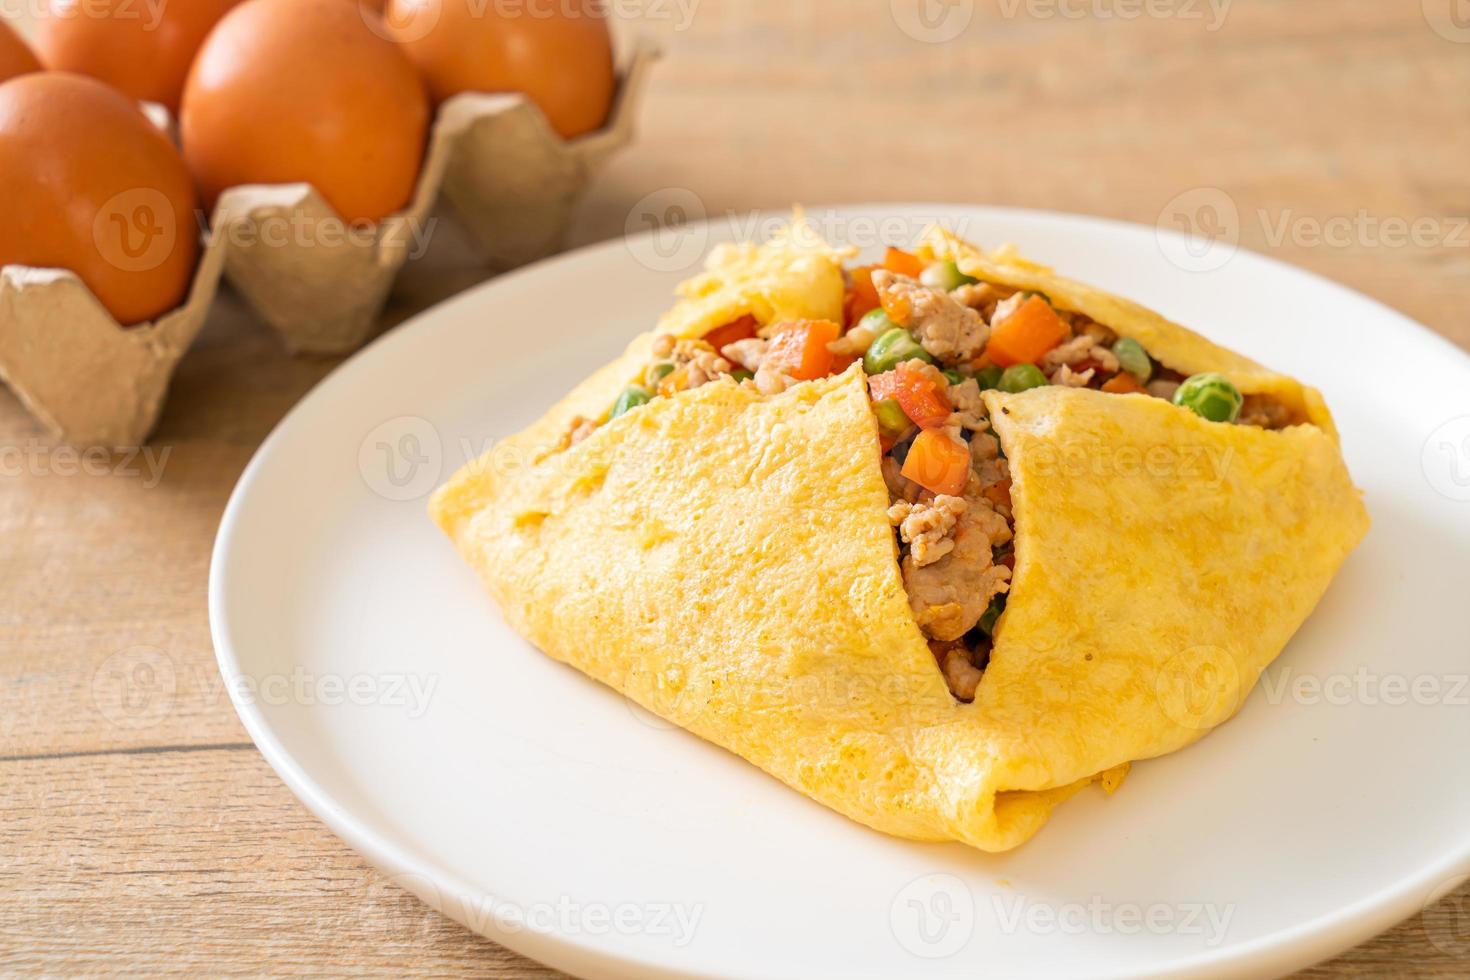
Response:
[210, 203, 1470, 980]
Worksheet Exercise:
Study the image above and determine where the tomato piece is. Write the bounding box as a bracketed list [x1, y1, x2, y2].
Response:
[1072, 357, 1108, 375]
[900, 379, 951, 429]
[987, 295, 1067, 368]
[763, 319, 841, 381]
[882, 246, 925, 278]
[901, 429, 970, 496]
[867, 372, 899, 400]
[844, 265, 880, 326]
[870, 362, 951, 429]
[703, 314, 758, 353]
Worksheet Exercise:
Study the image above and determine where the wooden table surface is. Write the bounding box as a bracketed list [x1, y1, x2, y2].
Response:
[3, 1, 1468, 975]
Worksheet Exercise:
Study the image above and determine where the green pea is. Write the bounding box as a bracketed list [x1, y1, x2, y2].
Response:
[1111, 337, 1152, 383]
[997, 363, 1048, 393]
[864, 327, 935, 375]
[974, 364, 1004, 390]
[644, 361, 676, 387]
[858, 307, 899, 336]
[920, 260, 977, 292]
[872, 398, 911, 436]
[1173, 373, 1243, 423]
[729, 368, 754, 382]
[941, 368, 970, 386]
[976, 594, 1006, 636]
[609, 385, 652, 420]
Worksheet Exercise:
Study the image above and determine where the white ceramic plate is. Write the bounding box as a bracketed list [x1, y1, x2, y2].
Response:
[211, 206, 1470, 979]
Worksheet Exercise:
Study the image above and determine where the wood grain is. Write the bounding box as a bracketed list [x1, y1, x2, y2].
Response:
[2, 0, 1467, 974]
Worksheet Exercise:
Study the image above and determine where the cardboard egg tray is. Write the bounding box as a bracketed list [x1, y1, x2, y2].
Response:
[0, 41, 658, 447]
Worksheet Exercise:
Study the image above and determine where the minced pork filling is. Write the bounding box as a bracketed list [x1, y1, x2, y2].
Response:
[563, 246, 1292, 701]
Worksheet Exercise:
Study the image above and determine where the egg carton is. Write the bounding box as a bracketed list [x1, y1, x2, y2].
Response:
[0, 41, 658, 446]
[0, 238, 227, 448]
[216, 39, 659, 355]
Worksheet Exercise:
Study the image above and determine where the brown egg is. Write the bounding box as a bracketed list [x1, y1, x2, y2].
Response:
[385, 0, 615, 139]
[180, 0, 429, 224]
[33, 0, 241, 112]
[0, 72, 200, 326]
[0, 20, 41, 84]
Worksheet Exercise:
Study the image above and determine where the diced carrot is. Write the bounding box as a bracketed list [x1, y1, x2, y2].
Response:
[902, 429, 970, 497]
[763, 319, 841, 381]
[879, 285, 912, 326]
[987, 295, 1067, 368]
[982, 477, 1013, 509]
[869, 362, 951, 429]
[844, 266, 880, 326]
[882, 246, 925, 278]
[703, 314, 758, 353]
[831, 352, 858, 374]
[657, 367, 687, 398]
[1101, 372, 1145, 394]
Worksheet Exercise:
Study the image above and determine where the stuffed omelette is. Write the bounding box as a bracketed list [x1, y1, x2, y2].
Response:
[429, 218, 1369, 852]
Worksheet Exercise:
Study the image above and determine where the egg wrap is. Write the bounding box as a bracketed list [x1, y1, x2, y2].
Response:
[922, 227, 1340, 438]
[429, 225, 1369, 851]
